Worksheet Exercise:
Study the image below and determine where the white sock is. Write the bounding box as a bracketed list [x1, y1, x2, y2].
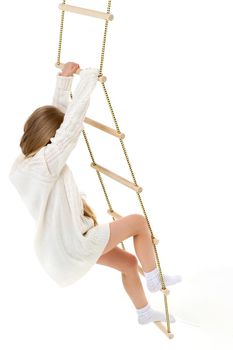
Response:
[144, 267, 182, 293]
[136, 303, 175, 325]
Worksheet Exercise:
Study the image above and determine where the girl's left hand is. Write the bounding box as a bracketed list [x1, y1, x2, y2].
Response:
[59, 62, 80, 77]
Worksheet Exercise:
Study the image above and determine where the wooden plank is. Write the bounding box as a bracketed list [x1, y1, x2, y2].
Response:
[84, 117, 125, 139]
[154, 322, 174, 339]
[107, 209, 122, 220]
[91, 163, 143, 193]
[161, 288, 170, 296]
[59, 3, 114, 21]
[152, 237, 159, 245]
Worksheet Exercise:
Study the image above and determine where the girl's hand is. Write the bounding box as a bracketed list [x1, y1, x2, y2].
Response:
[59, 62, 80, 77]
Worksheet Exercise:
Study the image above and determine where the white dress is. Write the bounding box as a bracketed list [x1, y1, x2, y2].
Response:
[8, 68, 111, 287]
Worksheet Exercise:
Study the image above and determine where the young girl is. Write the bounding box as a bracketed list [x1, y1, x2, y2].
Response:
[9, 62, 181, 325]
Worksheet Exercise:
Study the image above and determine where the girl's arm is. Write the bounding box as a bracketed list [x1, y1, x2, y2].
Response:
[52, 62, 80, 112]
[44, 67, 99, 177]
[52, 74, 73, 113]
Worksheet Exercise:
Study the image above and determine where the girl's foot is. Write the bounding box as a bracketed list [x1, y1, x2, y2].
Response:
[136, 303, 176, 325]
[144, 267, 182, 293]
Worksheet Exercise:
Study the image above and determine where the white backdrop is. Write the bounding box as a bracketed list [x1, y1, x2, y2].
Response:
[1, 1, 233, 349]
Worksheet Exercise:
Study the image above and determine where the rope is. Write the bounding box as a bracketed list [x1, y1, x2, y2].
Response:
[57, 1, 122, 245]
[56, 0, 170, 333]
[98, 1, 111, 77]
[57, 0, 66, 65]
[98, 1, 171, 332]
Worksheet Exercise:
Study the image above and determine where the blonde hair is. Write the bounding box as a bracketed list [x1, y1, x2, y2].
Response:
[20, 105, 98, 226]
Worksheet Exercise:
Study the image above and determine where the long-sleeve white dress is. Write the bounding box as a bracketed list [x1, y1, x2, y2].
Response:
[8, 68, 111, 287]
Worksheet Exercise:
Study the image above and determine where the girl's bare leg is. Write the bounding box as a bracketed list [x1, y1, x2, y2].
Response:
[96, 246, 148, 309]
[101, 214, 157, 273]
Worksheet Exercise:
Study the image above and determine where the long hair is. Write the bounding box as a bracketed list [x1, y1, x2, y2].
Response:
[20, 105, 98, 226]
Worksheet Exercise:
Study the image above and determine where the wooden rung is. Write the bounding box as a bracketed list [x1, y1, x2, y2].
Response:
[91, 163, 143, 193]
[55, 63, 107, 83]
[107, 210, 122, 220]
[154, 322, 174, 339]
[85, 117, 125, 139]
[59, 3, 114, 21]
[152, 237, 159, 245]
[161, 288, 170, 296]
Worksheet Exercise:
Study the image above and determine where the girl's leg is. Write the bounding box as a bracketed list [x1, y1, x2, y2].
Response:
[96, 246, 148, 309]
[101, 214, 156, 273]
[97, 219, 177, 324]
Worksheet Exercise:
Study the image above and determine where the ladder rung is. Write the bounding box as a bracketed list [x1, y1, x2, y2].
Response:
[152, 237, 159, 245]
[107, 209, 123, 220]
[84, 117, 125, 139]
[91, 163, 143, 193]
[58, 3, 114, 21]
[161, 288, 170, 296]
[154, 322, 174, 339]
[55, 63, 106, 83]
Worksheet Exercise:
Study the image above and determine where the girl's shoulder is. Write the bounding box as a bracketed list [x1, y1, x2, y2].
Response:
[9, 148, 56, 182]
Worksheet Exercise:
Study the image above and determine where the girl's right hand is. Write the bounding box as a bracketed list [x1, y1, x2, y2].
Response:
[59, 62, 80, 77]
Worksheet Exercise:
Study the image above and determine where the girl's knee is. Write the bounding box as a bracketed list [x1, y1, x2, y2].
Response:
[130, 214, 149, 236]
[128, 214, 147, 227]
[124, 254, 138, 273]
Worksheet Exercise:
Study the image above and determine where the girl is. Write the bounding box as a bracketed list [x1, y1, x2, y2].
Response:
[9, 62, 181, 325]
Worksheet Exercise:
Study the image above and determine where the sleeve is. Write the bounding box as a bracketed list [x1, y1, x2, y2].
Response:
[52, 74, 74, 113]
[44, 67, 100, 177]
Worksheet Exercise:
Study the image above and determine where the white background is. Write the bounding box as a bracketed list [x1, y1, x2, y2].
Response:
[1, 0, 233, 349]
